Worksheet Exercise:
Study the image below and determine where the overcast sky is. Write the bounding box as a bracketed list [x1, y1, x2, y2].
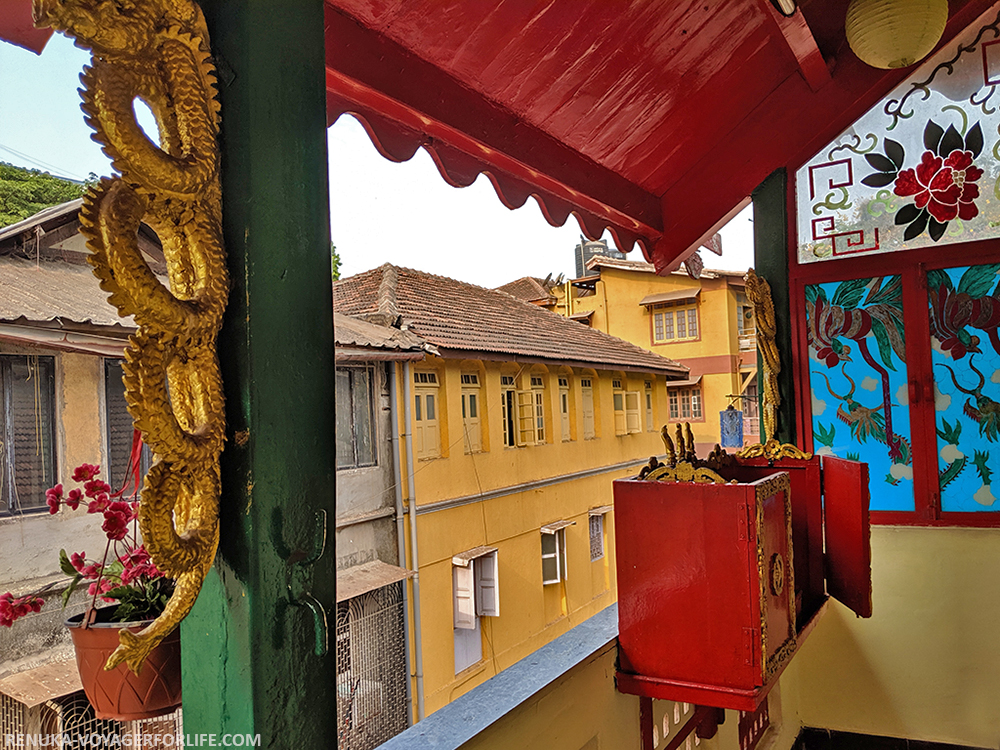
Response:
[1, 32, 755, 288]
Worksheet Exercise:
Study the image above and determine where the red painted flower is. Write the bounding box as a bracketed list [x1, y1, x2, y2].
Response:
[894, 150, 983, 223]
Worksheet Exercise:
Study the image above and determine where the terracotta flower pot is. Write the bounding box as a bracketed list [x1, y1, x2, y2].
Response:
[65, 607, 181, 721]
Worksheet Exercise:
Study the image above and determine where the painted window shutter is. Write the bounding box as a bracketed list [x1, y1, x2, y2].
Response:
[625, 391, 641, 433]
[582, 387, 595, 439]
[517, 390, 535, 446]
[475, 551, 499, 617]
[613, 392, 627, 436]
[453, 564, 476, 629]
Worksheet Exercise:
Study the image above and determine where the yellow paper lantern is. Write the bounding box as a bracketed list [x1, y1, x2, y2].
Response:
[846, 0, 948, 69]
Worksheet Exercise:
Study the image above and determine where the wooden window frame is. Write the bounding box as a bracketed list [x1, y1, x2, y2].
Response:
[789, 237, 1000, 527]
[0, 354, 56, 514]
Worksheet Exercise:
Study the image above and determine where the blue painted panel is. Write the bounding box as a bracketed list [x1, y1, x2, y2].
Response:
[805, 276, 914, 512]
[928, 263, 1000, 513]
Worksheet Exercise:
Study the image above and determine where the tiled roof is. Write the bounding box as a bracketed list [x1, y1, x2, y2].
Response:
[333, 264, 687, 375]
[495, 276, 555, 303]
[334, 312, 425, 352]
[0, 255, 134, 328]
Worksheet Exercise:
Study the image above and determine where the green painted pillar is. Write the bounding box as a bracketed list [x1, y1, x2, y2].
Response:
[181, 1, 336, 745]
[752, 169, 796, 446]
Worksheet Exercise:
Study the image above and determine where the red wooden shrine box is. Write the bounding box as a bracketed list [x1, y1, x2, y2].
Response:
[613, 455, 871, 711]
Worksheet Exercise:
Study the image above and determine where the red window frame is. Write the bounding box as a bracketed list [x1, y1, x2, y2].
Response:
[789, 232, 1000, 528]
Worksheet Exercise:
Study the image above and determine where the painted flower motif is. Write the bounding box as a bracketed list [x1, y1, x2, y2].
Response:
[893, 149, 983, 223]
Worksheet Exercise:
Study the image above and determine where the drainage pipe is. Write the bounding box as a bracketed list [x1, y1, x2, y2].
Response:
[387, 362, 414, 726]
[402, 361, 425, 720]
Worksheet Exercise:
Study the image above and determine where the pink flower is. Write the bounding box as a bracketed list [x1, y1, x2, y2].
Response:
[45, 485, 63, 514]
[0, 593, 43, 627]
[65, 488, 83, 511]
[72, 464, 101, 482]
[87, 495, 110, 514]
[894, 149, 983, 223]
[70, 552, 87, 573]
[102, 510, 130, 541]
[84, 479, 111, 499]
[87, 579, 116, 603]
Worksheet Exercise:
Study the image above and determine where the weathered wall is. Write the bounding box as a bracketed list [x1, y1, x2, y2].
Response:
[335, 362, 400, 570]
[0, 348, 111, 587]
[791, 526, 1000, 748]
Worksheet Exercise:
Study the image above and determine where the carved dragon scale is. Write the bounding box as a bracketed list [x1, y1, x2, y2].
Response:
[32, 0, 228, 673]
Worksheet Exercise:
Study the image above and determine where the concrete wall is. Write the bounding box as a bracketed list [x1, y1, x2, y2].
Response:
[790, 526, 1000, 748]
[0, 348, 112, 588]
[335, 362, 400, 571]
[0, 345, 124, 676]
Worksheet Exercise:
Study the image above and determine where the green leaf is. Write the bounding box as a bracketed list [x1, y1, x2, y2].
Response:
[965, 122, 984, 158]
[928, 217, 947, 242]
[903, 209, 929, 241]
[973, 450, 993, 486]
[884, 139, 905, 169]
[865, 152, 897, 173]
[940, 124, 963, 156]
[870, 318, 897, 372]
[926, 269, 953, 293]
[61, 575, 83, 608]
[831, 278, 871, 309]
[805, 285, 825, 305]
[924, 120, 944, 154]
[59, 549, 77, 577]
[895, 203, 920, 225]
[957, 264, 1000, 298]
[861, 172, 896, 188]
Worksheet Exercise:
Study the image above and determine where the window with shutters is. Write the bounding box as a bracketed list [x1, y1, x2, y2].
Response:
[625, 391, 642, 434]
[667, 386, 703, 422]
[651, 299, 700, 343]
[104, 359, 153, 493]
[613, 378, 627, 436]
[501, 375, 517, 447]
[581, 378, 596, 439]
[453, 548, 499, 673]
[336, 367, 378, 469]
[0, 354, 55, 514]
[530, 374, 545, 444]
[412, 370, 441, 460]
[541, 522, 571, 584]
[558, 377, 571, 442]
[461, 372, 482, 454]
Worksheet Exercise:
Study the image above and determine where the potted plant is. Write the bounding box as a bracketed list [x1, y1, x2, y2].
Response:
[0, 443, 181, 721]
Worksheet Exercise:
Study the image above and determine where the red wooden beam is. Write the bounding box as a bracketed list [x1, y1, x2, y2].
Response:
[324, 4, 664, 253]
[757, 0, 831, 92]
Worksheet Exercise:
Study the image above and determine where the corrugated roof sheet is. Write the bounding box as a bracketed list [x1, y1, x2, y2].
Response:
[333, 264, 687, 375]
[0, 256, 134, 328]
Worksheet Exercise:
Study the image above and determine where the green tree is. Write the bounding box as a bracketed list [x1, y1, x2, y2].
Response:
[331, 242, 342, 281]
[0, 163, 87, 228]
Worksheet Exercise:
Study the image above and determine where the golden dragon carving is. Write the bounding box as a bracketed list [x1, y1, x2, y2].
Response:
[33, 0, 227, 674]
[737, 269, 811, 462]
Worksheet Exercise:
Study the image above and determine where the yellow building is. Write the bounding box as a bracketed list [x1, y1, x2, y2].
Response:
[516, 256, 759, 454]
[333, 264, 687, 718]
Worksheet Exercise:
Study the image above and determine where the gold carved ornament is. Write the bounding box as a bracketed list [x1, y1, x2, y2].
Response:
[736, 269, 811, 462]
[640, 423, 732, 484]
[33, 0, 228, 674]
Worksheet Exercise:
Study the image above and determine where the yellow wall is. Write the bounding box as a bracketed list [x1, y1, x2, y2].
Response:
[789, 526, 1000, 747]
[458, 643, 640, 750]
[555, 268, 755, 450]
[398, 356, 670, 715]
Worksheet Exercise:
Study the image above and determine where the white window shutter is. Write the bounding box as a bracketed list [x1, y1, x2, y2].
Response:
[625, 391, 641, 434]
[453, 564, 476, 629]
[517, 390, 535, 445]
[475, 551, 499, 617]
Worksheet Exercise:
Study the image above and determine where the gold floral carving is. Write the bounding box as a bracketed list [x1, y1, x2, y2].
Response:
[644, 463, 730, 484]
[736, 438, 813, 462]
[33, 0, 227, 674]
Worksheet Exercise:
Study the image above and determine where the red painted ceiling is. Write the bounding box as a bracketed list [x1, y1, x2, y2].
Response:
[324, 0, 995, 270]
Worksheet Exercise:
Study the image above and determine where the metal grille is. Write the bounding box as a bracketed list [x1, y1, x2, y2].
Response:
[2, 690, 182, 750]
[589, 514, 604, 561]
[337, 582, 408, 750]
